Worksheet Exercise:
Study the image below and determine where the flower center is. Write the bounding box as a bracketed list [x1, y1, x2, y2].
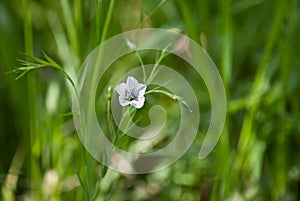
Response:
[126, 91, 137, 101]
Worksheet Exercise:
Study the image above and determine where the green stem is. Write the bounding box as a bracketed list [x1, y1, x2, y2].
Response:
[116, 106, 133, 136]
[100, 0, 116, 43]
[218, 0, 232, 197]
[176, 0, 198, 42]
[22, 0, 41, 200]
[61, 0, 80, 58]
[95, 0, 103, 44]
[71, 159, 89, 201]
[220, 0, 232, 92]
[106, 87, 115, 142]
[146, 89, 192, 112]
[135, 52, 146, 83]
[147, 48, 169, 84]
[139, 0, 169, 27]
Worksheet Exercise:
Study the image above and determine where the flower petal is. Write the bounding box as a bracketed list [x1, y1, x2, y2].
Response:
[115, 83, 126, 96]
[131, 84, 145, 98]
[126, 76, 139, 92]
[130, 97, 145, 108]
[138, 84, 147, 97]
[119, 96, 130, 106]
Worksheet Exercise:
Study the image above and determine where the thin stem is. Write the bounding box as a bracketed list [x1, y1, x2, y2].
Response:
[146, 89, 192, 112]
[22, 0, 40, 200]
[71, 159, 89, 201]
[135, 52, 146, 83]
[126, 38, 146, 82]
[61, 0, 80, 58]
[95, 0, 103, 44]
[116, 106, 133, 137]
[139, 0, 169, 28]
[147, 46, 170, 84]
[122, 109, 137, 135]
[175, 0, 198, 42]
[145, 79, 173, 94]
[100, 0, 115, 43]
[106, 87, 115, 142]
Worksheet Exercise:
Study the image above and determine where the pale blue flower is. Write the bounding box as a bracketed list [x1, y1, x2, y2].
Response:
[115, 76, 147, 109]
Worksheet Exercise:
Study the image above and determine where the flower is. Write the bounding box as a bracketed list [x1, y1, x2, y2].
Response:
[115, 76, 147, 109]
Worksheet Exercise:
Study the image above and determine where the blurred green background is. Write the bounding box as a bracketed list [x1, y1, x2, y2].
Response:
[0, 0, 300, 200]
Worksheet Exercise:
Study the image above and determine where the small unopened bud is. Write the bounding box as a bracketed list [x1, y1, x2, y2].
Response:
[106, 86, 112, 100]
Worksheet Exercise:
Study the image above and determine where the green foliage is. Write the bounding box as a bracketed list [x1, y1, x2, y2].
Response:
[0, 0, 299, 200]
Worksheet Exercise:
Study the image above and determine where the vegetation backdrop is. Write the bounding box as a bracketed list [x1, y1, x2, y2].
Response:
[0, 0, 299, 200]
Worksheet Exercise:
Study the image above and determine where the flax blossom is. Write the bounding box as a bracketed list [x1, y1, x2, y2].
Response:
[115, 76, 147, 109]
